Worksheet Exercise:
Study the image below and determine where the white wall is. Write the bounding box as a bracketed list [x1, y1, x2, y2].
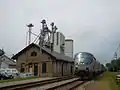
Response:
[65, 39, 73, 58]
[0, 55, 16, 68]
[1, 62, 8, 68]
[51, 32, 65, 54]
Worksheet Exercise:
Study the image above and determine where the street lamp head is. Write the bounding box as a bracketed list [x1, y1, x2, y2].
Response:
[51, 22, 54, 27]
[27, 23, 34, 27]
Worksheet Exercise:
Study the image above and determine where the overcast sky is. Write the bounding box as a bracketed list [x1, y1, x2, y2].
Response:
[0, 0, 120, 64]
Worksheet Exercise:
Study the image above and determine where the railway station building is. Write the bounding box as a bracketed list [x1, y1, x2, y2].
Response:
[12, 43, 74, 77]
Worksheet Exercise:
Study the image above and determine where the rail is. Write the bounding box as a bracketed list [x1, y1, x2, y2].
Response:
[0, 76, 75, 90]
[23, 77, 86, 90]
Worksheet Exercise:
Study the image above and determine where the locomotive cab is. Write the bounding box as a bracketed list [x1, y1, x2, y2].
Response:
[74, 52, 96, 79]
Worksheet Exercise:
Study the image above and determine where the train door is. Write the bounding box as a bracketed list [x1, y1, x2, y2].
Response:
[34, 63, 38, 76]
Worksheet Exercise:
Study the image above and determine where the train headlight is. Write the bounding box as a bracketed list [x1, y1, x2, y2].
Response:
[75, 67, 78, 70]
[75, 62, 79, 65]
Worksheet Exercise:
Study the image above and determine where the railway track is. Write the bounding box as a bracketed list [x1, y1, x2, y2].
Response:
[24, 77, 86, 90]
[0, 76, 75, 90]
[0, 76, 90, 90]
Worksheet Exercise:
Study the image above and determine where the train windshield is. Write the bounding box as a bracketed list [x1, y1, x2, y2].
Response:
[74, 52, 93, 65]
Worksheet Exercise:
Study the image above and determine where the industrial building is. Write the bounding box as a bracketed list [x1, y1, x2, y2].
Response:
[11, 20, 74, 77]
[12, 43, 74, 77]
[50, 32, 65, 54]
[50, 32, 74, 58]
[65, 39, 74, 58]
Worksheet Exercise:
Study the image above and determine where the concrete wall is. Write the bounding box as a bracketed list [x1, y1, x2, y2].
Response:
[1, 62, 8, 68]
[52, 60, 74, 77]
[0, 55, 16, 68]
[65, 39, 73, 58]
[51, 32, 65, 54]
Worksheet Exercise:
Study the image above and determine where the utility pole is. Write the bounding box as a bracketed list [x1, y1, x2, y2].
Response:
[27, 23, 34, 45]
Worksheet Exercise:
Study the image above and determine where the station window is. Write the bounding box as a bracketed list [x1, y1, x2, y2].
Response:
[42, 62, 46, 73]
[31, 51, 37, 56]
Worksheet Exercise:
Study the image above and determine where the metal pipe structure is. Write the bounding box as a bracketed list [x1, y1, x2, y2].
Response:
[27, 23, 34, 45]
[25, 20, 58, 53]
[50, 22, 57, 52]
[51, 22, 54, 52]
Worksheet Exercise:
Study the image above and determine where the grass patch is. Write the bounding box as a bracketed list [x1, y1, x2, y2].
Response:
[94, 72, 119, 90]
[0, 76, 40, 83]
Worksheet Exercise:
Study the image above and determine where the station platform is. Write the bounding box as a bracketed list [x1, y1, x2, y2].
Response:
[0, 77, 57, 88]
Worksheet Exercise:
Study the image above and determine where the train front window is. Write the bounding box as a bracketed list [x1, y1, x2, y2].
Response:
[84, 58, 93, 64]
[78, 53, 93, 64]
[74, 52, 93, 65]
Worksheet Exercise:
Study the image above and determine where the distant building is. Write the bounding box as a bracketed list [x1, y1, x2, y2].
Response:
[65, 39, 74, 58]
[12, 43, 74, 77]
[0, 49, 16, 68]
[50, 32, 65, 54]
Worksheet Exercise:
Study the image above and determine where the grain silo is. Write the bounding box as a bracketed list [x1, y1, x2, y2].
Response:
[65, 39, 73, 58]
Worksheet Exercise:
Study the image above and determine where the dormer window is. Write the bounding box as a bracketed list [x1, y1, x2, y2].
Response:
[31, 51, 37, 56]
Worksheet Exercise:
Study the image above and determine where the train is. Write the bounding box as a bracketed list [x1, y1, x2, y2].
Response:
[74, 52, 106, 80]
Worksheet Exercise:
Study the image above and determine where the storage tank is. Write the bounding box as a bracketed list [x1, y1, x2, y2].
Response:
[65, 39, 73, 58]
[50, 32, 65, 54]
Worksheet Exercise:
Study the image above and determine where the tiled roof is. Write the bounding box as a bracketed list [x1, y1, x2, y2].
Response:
[12, 43, 74, 63]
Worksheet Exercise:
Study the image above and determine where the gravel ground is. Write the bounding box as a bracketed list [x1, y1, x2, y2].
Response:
[85, 81, 100, 90]
[73, 80, 110, 90]
[85, 81, 110, 90]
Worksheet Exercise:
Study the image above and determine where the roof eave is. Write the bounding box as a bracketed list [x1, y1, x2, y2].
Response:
[11, 55, 18, 60]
